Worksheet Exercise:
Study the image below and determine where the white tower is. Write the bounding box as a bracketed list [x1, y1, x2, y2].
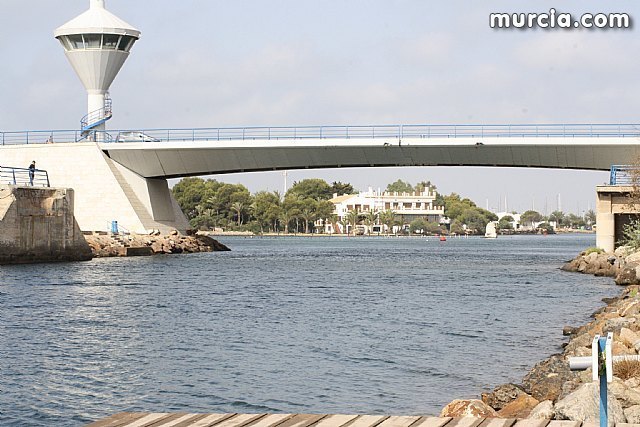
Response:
[54, 0, 140, 141]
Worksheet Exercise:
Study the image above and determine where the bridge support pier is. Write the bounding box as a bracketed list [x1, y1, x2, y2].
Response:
[596, 185, 636, 253]
[0, 142, 189, 233]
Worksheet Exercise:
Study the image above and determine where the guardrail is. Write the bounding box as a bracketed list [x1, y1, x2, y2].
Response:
[0, 166, 50, 187]
[2, 123, 640, 145]
[610, 165, 640, 185]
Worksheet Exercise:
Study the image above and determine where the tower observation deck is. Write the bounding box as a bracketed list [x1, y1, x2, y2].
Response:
[54, 0, 140, 142]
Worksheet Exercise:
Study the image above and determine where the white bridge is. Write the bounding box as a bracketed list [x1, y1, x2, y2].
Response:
[0, 123, 638, 234]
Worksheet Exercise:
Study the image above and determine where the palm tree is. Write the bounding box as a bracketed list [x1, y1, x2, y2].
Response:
[363, 210, 378, 235]
[346, 210, 361, 236]
[379, 209, 396, 235]
[230, 201, 245, 226]
[299, 207, 316, 234]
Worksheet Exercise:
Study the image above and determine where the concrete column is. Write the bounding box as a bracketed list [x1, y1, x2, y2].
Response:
[596, 189, 615, 253]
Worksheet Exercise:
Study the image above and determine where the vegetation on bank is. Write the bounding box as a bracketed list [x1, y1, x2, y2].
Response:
[171, 177, 595, 236]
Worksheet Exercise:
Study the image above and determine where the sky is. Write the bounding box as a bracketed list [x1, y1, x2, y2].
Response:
[2, 1, 639, 215]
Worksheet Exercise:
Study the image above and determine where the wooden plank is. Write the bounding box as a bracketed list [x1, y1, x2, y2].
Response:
[511, 420, 549, 427]
[187, 414, 240, 427]
[344, 415, 389, 427]
[151, 414, 207, 426]
[412, 417, 452, 427]
[214, 414, 267, 427]
[86, 413, 149, 427]
[313, 415, 360, 427]
[123, 413, 172, 427]
[169, 414, 236, 427]
[242, 414, 295, 427]
[376, 416, 423, 427]
[444, 418, 485, 427]
[546, 422, 580, 427]
[479, 419, 516, 427]
[275, 414, 328, 427]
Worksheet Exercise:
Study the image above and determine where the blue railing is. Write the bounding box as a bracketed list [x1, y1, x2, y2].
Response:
[0, 166, 50, 187]
[2, 123, 640, 145]
[610, 165, 640, 185]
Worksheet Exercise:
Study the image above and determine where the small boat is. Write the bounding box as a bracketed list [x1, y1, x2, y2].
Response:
[439, 235, 447, 242]
[484, 221, 498, 239]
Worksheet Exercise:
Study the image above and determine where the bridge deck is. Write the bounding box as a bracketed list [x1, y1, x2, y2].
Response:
[85, 413, 639, 427]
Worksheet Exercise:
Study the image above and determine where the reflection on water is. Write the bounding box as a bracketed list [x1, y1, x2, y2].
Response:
[0, 234, 616, 426]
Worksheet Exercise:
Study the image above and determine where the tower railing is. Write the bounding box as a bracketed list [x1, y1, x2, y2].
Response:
[2, 123, 640, 145]
[80, 96, 113, 134]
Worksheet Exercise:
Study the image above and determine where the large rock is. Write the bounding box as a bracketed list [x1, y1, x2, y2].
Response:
[481, 383, 527, 410]
[528, 400, 555, 420]
[611, 377, 640, 408]
[522, 355, 576, 402]
[496, 394, 539, 418]
[440, 399, 498, 418]
[617, 264, 640, 286]
[624, 405, 640, 424]
[555, 382, 626, 424]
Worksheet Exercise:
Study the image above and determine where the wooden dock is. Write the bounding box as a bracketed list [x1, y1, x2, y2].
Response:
[85, 413, 640, 427]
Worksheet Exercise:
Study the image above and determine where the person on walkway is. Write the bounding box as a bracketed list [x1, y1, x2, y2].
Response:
[28, 161, 36, 186]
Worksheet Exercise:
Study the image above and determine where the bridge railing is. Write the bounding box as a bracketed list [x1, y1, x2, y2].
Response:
[610, 165, 640, 185]
[2, 124, 640, 145]
[0, 166, 50, 187]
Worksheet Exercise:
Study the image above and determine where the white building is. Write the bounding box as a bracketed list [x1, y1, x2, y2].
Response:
[324, 187, 445, 234]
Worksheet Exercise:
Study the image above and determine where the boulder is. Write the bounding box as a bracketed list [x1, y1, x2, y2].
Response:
[440, 400, 498, 418]
[555, 382, 626, 424]
[604, 317, 637, 333]
[522, 355, 576, 402]
[528, 400, 555, 420]
[624, 405, 640, 424]
[611, 377, 640, 408]
[622, 302, 640, 318]
[481, 383, 527, 410]
[617, 265, 640, 286]
[496, 394, 539, 419]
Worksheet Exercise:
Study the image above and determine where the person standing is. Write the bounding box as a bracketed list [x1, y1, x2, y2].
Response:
[28, 161, 36, 186]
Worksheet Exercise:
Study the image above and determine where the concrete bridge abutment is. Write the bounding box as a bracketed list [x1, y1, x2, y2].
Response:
[0, 143, 189, 233]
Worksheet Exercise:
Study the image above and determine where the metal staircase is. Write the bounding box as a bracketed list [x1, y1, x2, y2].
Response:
[80, 95, 113, 141]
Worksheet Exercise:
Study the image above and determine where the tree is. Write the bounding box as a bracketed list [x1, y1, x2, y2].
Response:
[363, 210, 378, 235]
[549, 210, 565, 227]
[345, 210, 361, 236]
[287, 179, 333, 201]
[409, 218, 429, 235]
[299, 200, 317, 234]
[520, 210, 543, 227]
[584, 210, 596, 227]
[386, 179, 414, 194]
[230, 201, 246, 226]
[331, 181, 355, 196]
[497, 216, 514, 231]
[252, 191, 281, 233]
[415, 181, 436, 193]
[379, 209, 396, 235]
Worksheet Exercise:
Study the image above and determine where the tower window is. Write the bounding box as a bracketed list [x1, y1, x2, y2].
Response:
[103, 34, 121, 49]
[117, 35, 136, 52]
[67, 35, 85, 50]
[84, 34, 102, 49]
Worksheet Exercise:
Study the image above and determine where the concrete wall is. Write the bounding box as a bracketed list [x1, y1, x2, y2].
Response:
[0, 186, 92, 263]
[0, 142, 189, 233]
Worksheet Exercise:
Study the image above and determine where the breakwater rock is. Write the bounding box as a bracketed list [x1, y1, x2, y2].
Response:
[561, 247, 640, 285]
[442, 285, 640, 423]
[84, 231, 230, 257]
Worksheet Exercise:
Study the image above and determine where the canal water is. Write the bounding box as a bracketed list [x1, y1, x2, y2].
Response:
[0, 234, 617, 426]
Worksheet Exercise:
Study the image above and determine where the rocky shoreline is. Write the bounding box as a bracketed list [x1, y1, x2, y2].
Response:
[84, 231, 230, 257]
[440, 248, 640, 422]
